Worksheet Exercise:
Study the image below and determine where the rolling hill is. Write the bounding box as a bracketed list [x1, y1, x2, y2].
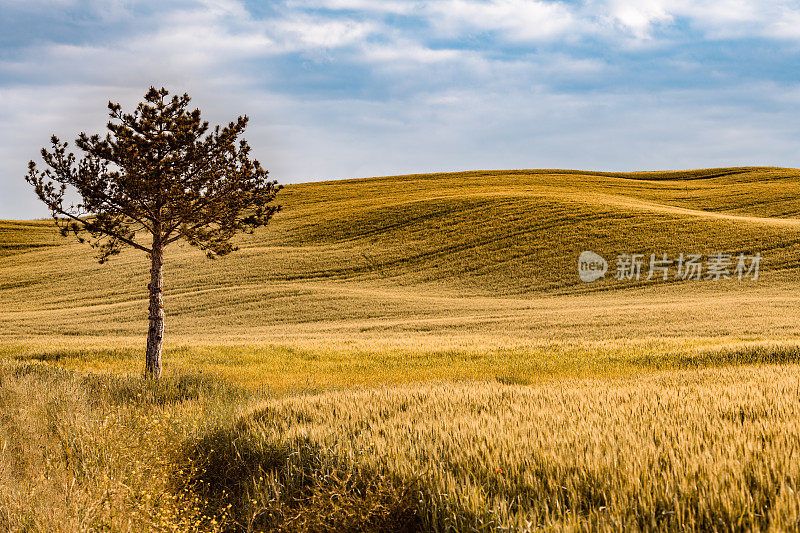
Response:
[5, 167, 800, 531]
[2, 167, 800, 349]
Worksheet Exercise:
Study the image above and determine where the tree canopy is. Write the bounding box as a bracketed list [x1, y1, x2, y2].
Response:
[27, 86, 281, 263]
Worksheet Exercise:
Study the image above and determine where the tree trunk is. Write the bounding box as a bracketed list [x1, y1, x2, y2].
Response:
[145, 244, 165, 378]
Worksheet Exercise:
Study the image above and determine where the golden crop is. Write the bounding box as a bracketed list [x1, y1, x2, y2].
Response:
[2, 167, 800, 530]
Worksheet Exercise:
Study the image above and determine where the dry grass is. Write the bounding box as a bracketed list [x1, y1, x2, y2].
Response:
[226, 364, 800, 531]
[4, 337, 800, 392]
[3, 167, 800, 530]
[4, 360, 800, 531]
[0, 361, 250, 531]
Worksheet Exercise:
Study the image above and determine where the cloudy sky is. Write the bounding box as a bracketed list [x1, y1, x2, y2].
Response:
[2, 0, 800, 218]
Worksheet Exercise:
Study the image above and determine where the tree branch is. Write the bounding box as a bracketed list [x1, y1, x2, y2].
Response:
[54, 208, 152, 254]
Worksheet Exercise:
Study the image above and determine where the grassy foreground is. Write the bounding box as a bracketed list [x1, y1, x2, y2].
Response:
[3, 358, 800, 531]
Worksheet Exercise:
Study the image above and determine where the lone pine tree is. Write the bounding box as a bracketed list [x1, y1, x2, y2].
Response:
[26, 87, 281, 378]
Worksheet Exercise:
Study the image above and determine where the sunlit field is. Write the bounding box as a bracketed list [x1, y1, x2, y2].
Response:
[3, 167, 800, 530]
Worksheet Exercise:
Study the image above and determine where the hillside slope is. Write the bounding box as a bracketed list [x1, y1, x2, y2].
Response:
[2, 167, 800, 345]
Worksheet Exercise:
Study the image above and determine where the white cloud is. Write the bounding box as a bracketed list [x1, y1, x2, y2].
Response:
[772, 8, 800, 38]
[596, 0, 800, 41]
[288, 0, 420, 14]
[269, 15, 378, 51]
[603, 0, 673, 39]
[359, 40, 466, 64]
[427, 0, 579, 41]
[289, 0, 800, 44]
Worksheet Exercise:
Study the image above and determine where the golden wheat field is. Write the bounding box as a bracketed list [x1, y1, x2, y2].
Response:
[3, 167, 800, 531]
